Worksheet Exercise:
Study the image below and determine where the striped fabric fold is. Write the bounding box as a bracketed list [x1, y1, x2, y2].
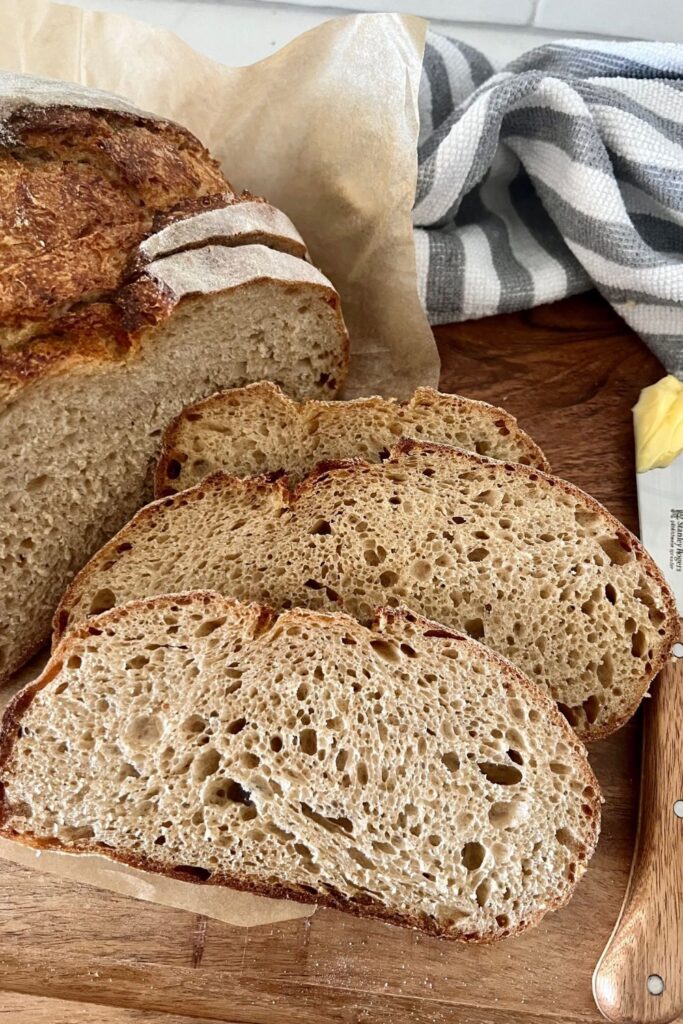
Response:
[416, 34, 683, 374]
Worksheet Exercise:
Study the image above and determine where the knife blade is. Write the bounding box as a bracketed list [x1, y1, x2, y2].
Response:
[593, 435, 683, 1023]
[637, 457, 683, 606]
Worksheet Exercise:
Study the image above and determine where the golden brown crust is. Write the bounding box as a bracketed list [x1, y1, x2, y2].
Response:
[57, 440, 677, 741]
[154, 382, 550, 496]
[0, 224, 144, 331]
[0, 303, 127, 398]
[0, 101, 229, 352]
[1, 592, 601, 943]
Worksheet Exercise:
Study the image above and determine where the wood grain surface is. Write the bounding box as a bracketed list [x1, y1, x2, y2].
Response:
[0, 292, 667, 1024]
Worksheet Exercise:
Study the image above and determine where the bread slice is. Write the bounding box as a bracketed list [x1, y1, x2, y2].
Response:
[134, 196, 309, 269]
[1, 592, 601, 941]
[57, 441, 676, 740]
[0, 244, 348, 687]
[155, 382, 549, 497]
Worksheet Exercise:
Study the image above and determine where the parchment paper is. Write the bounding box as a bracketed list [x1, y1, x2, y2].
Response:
[0, 0, 437, 926]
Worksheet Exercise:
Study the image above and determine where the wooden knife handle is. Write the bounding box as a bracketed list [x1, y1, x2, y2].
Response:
[593, 619, 683, 1024]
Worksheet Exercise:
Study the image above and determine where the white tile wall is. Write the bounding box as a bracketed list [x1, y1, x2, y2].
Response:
[69, 0, 606, 69]
[251, 0, 683, 43]
[535, 0, 683, 42]
[73, 0, 334, 66]
[259, 0, 535, 27]
[70, 0, 683, 72]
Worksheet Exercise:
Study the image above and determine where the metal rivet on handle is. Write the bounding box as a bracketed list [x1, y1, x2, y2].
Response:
[647, 975, 665, 996]
[672, 643, 683, 659]
[674, 800, 683, 818]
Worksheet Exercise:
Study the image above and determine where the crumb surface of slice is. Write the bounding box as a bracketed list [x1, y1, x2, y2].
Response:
[156, 382, 549, 496]
[57, 441, 677, 740]
[2, 593, 601, 941]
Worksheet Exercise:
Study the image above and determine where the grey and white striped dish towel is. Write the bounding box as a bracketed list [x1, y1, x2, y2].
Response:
[415, 34, 683, 374]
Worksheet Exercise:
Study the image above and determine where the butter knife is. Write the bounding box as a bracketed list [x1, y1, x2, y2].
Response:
[593, 448, 683, 1023]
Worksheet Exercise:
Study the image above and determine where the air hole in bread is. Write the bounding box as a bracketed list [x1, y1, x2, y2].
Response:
[193, 747, 220, 781]
[205, 777, 251, 808]
[176, 865, 212, 881]
[180, 715, 207, 738]
[631, 629, 647, 658]
[369, 639, 400, 665]
[124, 714, 162, 750]
[363, 545, 387, 566]
[348, 847, 375, 870]
[467, 547, 489, 563]
[475, 489, 496, 506]
[555, 826, 576, 851]
[464, 617, 485, 640]
[462, 841, 486, 871]
[598, 536, 634, 567]
[301, 803, 353, 835]
[58, 824, 94, 843]
[575, 509, 599, 529]
[26, 474, 50, 493]
[441, 751, 460, 773]
[478, 762, 523, 786]
[124, 655, 149, 670]
[195, 617, 227, 637]
[379, 570, 399, 587]
[89, 588, 117, 615]
[300, 728, 317, 755]
[489, 800, 527, 829]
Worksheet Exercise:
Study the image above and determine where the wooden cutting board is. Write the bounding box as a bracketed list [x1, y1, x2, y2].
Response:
[0, 291, 665, 1024]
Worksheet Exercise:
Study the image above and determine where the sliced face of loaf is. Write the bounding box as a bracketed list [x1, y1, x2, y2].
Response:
[155, 381, 549, 496]
[57, 442, 676, 740]
[1, 592, 601, 941]
[0, 244, 348, 686]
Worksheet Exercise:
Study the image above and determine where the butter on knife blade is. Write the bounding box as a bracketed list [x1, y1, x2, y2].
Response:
[633, 374, 683, 472]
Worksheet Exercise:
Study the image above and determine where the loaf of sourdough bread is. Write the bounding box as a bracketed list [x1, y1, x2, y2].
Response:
[57, 441, 676, 740]
[0, 73, 349, 685]
[1, 592, 601, 941]
[155, 382, 549, 496]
